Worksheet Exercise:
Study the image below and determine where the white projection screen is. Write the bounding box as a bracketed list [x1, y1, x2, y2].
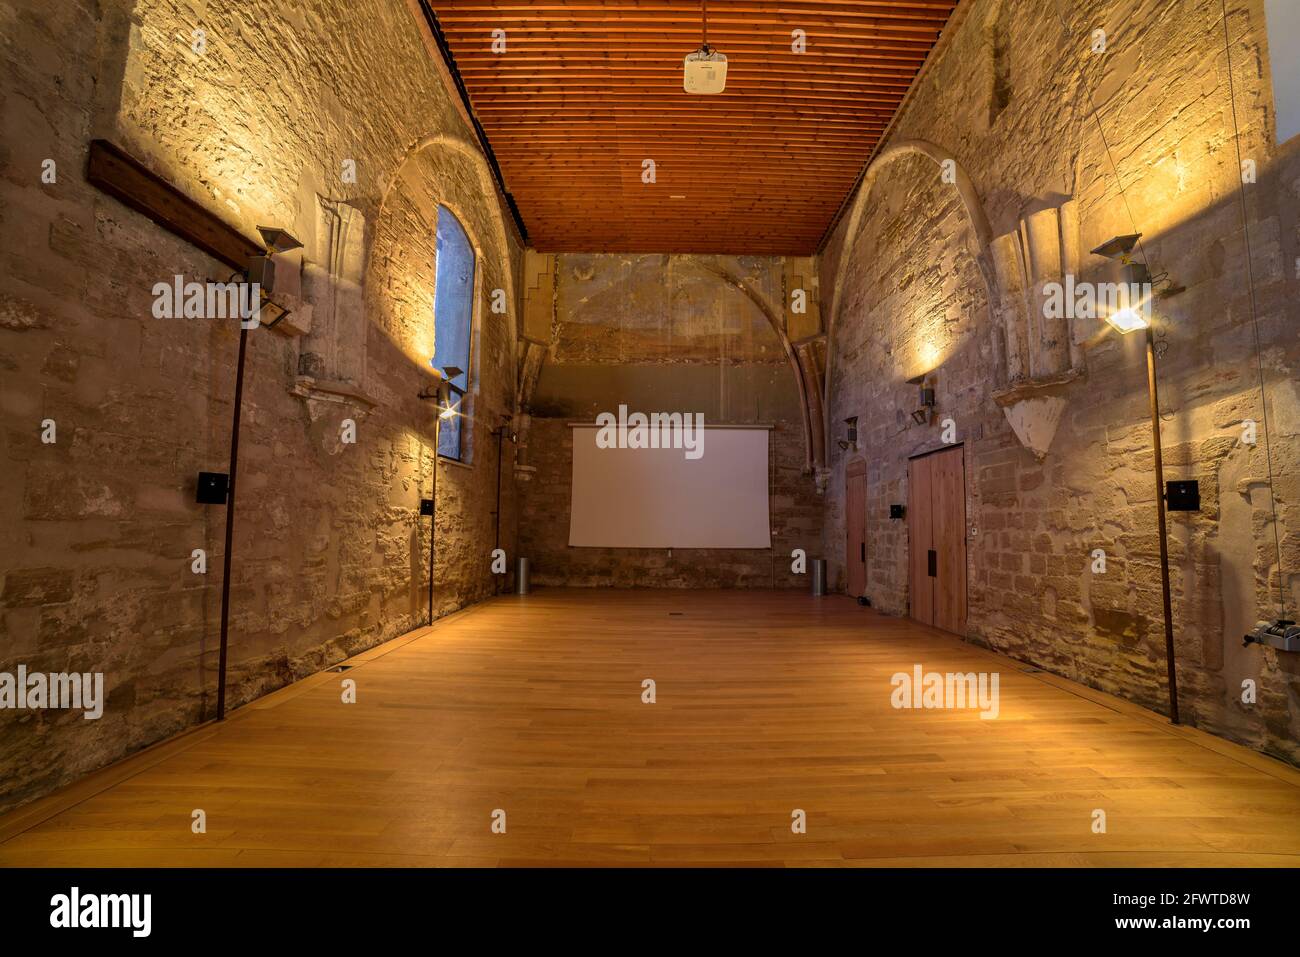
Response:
[568, 425, 772, 548]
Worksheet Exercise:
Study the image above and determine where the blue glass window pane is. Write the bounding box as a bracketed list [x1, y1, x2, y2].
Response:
[433, 206, 475, 459]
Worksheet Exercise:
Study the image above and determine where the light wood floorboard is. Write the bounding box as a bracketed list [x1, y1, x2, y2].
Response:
[2, 589, 1297, 867]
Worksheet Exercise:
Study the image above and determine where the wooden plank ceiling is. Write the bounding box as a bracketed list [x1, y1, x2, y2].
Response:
[425, 1, 959, 254]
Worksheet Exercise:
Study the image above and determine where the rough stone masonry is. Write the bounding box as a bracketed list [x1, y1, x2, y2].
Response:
[0, 0, 522, 813]
[819, 0, 1299, 764]
[0, 0, 1298, 821]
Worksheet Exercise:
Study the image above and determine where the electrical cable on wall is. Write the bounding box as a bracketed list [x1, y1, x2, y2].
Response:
[1055, 0, 1293, 650]
[1219, 1, 1296, 651]
[1220, 0, 1289, 620]
[1052, 2, 1163, 284]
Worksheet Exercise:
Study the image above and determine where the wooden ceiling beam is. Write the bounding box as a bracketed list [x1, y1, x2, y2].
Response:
[435, 1, 956, 20]
[423, 0, 955, 252]
[468, 92, 910, 108]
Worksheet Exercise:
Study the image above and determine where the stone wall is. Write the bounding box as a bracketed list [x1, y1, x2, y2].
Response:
[821, 0, 1300, 762]
[0, 0, 521, 812]
[518, 254, 823, 588]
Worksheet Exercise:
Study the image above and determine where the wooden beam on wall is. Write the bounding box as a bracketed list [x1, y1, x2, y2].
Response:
[86, 139, 262, 272]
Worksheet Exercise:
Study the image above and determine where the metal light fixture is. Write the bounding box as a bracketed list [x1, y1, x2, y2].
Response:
[1091, 233, 1153, 335]
[256, 226, 304, 253]
[908, 375, 936, 425]
[246, 227, 303, 330]
[1092, 232, 1180, 724]
[838, 416, 858, 451]
[1107, 300, 1150, 335]
[419, 366, 457, 421]
[417, 365, 461, 624]
[438, 364, 463, 419]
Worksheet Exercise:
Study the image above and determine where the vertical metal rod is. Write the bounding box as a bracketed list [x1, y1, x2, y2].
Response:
[493, 426, 504, 595]
[216, 324, 249, 721]
[1146, 327, 1179, 725]
[428, 416, 440, 625]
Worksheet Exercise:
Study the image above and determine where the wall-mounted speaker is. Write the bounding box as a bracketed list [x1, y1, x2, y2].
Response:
[196, 472, 229, 505]
[1165, 480, 1200, 512]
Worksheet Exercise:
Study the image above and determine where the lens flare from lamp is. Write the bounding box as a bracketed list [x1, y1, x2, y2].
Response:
[1106, 307, 1149, 334]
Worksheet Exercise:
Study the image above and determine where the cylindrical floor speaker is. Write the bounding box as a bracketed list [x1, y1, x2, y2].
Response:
[515, 556, 530, 595]
[811, 559, 827, 596]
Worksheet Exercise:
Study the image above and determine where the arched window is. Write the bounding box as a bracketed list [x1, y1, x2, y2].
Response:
[433, 205, 475, 460]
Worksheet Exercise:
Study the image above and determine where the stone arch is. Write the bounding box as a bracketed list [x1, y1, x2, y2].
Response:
[823, 140, 996, 451]
[376, 132, 519, 377]
[692, 260, 817, 472]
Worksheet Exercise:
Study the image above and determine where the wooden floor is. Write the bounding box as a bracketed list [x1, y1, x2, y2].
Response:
[2, 589, 1298, 867]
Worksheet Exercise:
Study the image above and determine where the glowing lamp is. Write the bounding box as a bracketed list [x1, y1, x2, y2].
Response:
[1089, 231, 1180, 727]
[1106, 306, 1150, 334]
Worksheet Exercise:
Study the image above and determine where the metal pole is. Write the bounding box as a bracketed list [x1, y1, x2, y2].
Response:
[1146, 326, 1179, 725]
[493, 425, 504, 595]
[216, 324, 249, 721]
[428, 415, 439, 625]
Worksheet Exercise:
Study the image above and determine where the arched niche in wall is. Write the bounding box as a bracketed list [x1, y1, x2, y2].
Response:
[824, 140, 998, 459]
[295, 196, 368, 388]
[691, 260, 817, 474]
[524, 255, 815, 474]
[369, 133, 519, 389]
[825, 139, 1095, 460]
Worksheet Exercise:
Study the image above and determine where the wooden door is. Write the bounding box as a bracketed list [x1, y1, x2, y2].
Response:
[908, 446, 966, 635]
[931, 447, 967, 634]
[907, 455, 935, 626]
[845, 463, 867, 598]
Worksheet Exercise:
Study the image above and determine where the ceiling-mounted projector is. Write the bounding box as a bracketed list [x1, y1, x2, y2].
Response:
[684, 46, 727, 94]
[683, 0, 725, 94]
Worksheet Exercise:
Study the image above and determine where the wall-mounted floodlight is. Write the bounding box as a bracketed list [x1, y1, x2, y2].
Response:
[1091, 233, 1153, 334]
[906, 373, 936, 425]
[418, 370, 452, 409]
[438, 365, 463, 419]
[838, 416, 858, 451]
[1089, 233, 1142, 261]
[419, 365, 463, 429]
[247, 226, 303, 329]
[256, 226, 304, 253]
[1106, 303, 1150, 335]
[911, 389, 936, 425]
